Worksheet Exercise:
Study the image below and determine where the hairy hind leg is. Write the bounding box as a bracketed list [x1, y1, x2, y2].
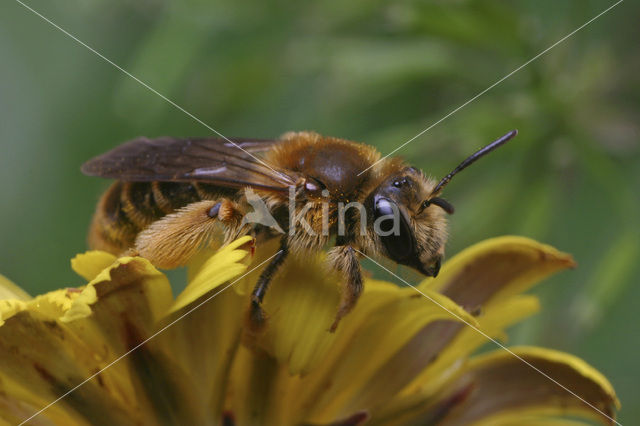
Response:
[134, 199, 245, 269]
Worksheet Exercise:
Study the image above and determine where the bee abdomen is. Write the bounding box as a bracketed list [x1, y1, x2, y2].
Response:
[121, 182, 166, 229]
[151, 181, 202, 213]
[88, 181, 237, 254]
[88, 181, 141, 254]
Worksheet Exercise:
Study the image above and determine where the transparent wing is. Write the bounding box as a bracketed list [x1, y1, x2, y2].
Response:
[81, 137, 296, 193]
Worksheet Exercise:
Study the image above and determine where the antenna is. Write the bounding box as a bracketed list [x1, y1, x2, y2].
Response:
[430, 129, 518, 196]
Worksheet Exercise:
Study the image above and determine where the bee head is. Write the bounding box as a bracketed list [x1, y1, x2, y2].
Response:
[366, 166, 449, 277]
[364, 130, 518, 277]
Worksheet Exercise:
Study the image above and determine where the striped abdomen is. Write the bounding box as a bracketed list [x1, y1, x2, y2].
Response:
[88, 181, 236, 254]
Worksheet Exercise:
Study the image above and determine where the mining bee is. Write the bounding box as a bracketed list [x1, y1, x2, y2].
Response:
[82, 130, 517, 330]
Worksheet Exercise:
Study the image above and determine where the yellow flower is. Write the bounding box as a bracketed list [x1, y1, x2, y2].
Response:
[0, 236, 619, 425]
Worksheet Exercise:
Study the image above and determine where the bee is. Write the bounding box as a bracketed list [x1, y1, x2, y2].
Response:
[82, 130, 517, 331]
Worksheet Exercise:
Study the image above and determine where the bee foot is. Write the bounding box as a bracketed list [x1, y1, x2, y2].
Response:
[247, 298, 268, 333]
[329, 316, 342, 333]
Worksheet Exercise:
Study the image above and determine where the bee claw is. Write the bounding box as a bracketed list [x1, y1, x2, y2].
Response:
[431, 257, 441, 277]
[247, 297, 268, 333]
[329, 316, 342, 333]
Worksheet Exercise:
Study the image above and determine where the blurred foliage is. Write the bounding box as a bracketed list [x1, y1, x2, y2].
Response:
[1, 0, 638, 422]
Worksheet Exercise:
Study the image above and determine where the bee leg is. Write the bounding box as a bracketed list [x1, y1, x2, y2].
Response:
[134, 199, 244, 269]
[431, 256, 442, 277]
[248, 237, 289, 332]
[327, 245, 363, 332]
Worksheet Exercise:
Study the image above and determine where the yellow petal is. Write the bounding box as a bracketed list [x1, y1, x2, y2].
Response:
[0, 273, 31, 301]
[0, 300, 27, 327]
[424, 236, 575, 310]
[60, 285, 97, 323]
[158, 287, 247, 423]
[299, 237, 571, 423]
[368, 236, 576, 417]
[393, 346, 619, 425]
[309, 286, 475, 420]
[368, 236, 575, 392]
[170, 235, 254, 313]
[63, 256, 171, 323]
[71, 251, 118, 282]
[152, 236, 258, 422]
[227, 344, 367, 426]
[65, 256, 200, 423]
[249, 249, 342, 376]
[226, 344, 282, 425]
[0, 306, 140, 424]
[469, 412, 596, 426]
[1, 288, 80, 326]
[243, 249, 476, 424]
[0, 256, 180, 424]
[399, 295, 541, 398]
[0, 372, 86, 425]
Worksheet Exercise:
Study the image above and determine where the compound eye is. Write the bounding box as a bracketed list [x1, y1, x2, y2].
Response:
[373, 198, 414, 261]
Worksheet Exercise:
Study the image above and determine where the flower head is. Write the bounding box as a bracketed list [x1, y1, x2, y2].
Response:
[0, 236, 618, 425]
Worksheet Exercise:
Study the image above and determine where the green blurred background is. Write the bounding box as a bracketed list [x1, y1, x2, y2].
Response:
[1, 0, 638, 421]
